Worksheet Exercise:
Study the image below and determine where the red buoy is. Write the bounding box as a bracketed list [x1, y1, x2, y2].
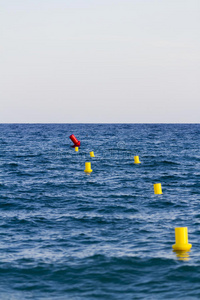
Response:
[69, 134, 81, 147]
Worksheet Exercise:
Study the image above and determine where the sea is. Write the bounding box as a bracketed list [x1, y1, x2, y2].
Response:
[0, 123, 200, 300]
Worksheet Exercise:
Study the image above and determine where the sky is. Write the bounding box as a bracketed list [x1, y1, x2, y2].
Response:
[0, 0, 200, 123]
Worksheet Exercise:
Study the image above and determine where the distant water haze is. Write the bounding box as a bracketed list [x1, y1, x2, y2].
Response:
[0, 0, 200, 123]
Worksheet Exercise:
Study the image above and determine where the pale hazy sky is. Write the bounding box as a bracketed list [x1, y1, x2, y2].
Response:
[1, 0, 200, 123]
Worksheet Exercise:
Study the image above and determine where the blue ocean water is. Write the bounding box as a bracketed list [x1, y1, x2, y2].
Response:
[0, 124, 200, 299]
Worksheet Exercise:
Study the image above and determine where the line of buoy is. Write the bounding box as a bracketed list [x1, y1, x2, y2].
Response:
[70, 134, 192, 253]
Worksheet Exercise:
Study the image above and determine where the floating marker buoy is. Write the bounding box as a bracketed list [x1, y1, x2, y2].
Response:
[84, 162, 93, 173]
[75, 147, 78, 152]
[172, 227, 192, 251]
[134, 156, 141, 164]
[90, 151, 95, 158]
[154, 183, 162, 194]
[69, 134, 81, 147]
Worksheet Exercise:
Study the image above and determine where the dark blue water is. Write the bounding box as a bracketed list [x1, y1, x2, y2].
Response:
[0, 124, 200, 299]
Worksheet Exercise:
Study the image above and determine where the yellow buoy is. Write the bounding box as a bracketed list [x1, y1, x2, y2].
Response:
[75, 147, 79, 152]
[134, 156, 141, 164]
[154, 183, 162, 194]
[90, 151, 95, 158]
[172, 227, 192, 251]
[84, 162, 93, 173]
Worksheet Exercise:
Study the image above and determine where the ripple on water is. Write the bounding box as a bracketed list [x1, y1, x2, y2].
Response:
[0, 124, 200, 299]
